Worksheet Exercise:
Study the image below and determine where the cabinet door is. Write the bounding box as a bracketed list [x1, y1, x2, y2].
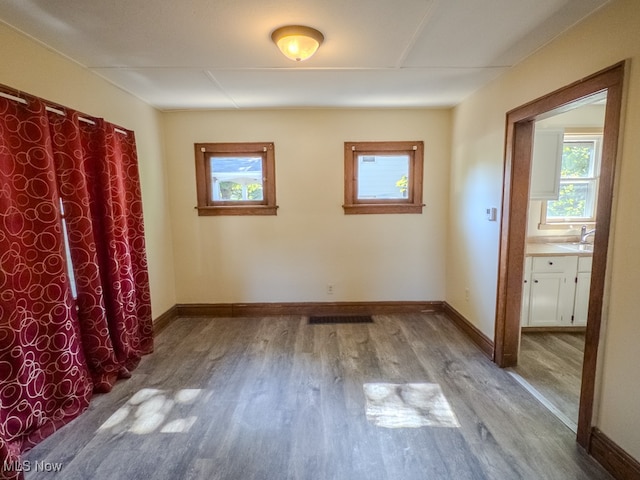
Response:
[530, 129, 564, 200]
[521, 257, 532, 326]
[573, 271, 591, 326]
[528, 272, 565, 326]
[528, 271, 577, 327]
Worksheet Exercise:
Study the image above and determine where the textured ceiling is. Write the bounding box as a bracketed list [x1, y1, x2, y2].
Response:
[0, 0, 610, 110]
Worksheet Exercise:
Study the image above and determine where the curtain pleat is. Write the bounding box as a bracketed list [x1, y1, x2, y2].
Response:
[100, 122, 154, 369]
[74, 118, 153, 390]
[1, 95, 153, 478]
[49, 112, 121, 390]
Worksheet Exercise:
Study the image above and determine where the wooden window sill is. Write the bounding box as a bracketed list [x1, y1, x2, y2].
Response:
[196, 205, 278, 216]
[342, 203, 424, 215]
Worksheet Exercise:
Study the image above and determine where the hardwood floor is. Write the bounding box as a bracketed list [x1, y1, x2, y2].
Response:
[511, 332, 585, 430]
[23, 314, 610, 479]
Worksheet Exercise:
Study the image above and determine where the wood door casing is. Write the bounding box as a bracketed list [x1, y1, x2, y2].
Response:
[494, 61, 626, 448]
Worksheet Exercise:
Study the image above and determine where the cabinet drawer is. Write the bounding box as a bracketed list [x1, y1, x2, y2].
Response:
[578, 256, 593, 272]
[531, 256, 576, 273]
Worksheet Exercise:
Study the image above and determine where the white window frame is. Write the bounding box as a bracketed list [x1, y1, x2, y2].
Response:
[540, 133, 602, 227]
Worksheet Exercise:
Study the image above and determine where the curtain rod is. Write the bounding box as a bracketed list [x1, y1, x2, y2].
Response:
[0, 86, 127, 135]
[45, 104, 95, 126]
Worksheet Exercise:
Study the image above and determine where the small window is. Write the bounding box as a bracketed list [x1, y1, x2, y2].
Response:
[194, 142, 277, 216]
[541, 134, 601, 225]
[343, 141, 424, 214]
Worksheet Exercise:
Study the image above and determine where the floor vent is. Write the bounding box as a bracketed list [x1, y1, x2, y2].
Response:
[308, 315, 373, 325]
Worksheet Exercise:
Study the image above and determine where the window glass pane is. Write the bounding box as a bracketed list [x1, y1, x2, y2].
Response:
[561, 141, 595, 178]
[59, 198, 77, 299]
[210, 156, 263, 201]
[546, 181, 596, 220]
[357, 154, 409, 200]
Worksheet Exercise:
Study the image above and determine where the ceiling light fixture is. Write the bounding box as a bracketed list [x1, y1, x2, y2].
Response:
[271, 25, 324, 62]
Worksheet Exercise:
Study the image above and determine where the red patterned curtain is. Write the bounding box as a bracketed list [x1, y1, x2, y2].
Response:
[49, 112, 153, 392]
[1, 91, 152, 478]
[0, 97, 92, 479]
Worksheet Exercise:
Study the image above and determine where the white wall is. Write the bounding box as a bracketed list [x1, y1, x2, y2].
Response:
[0, 23, 177, 317]
[163, 109, 450, 304]
[448, 0, 640, 460]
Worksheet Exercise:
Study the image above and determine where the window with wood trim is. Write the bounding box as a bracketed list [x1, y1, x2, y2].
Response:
[343, 141, 424, 214]
[194, 142, 277, 216]
[540, 133, 602, 226]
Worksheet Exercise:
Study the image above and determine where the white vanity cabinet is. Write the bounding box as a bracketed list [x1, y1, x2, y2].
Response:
[572, 256, 593, 326]
[527, 256, 578, 327]
[530, 129, 564, 200]
[522, 253, 593, 328]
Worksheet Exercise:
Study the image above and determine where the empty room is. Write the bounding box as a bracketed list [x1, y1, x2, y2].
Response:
[1, 1, 639, 479]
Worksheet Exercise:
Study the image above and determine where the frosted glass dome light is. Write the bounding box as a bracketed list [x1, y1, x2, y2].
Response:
[271, 25, 324, 62]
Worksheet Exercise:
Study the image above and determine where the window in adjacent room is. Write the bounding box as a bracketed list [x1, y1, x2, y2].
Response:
[343, 141, 424, 214]
[194, 142, 277, 216]
[541, 134, 602, 225]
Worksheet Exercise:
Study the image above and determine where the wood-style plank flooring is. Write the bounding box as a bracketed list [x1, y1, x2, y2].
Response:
[23, 314, 609, 479]
[512, 332, 585, 430]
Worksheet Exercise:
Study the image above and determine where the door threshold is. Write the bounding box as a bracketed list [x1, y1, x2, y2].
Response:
[506, 369, 577, 433]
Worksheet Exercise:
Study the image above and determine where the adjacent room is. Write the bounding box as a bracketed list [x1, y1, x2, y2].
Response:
[1, 1, 639, 479]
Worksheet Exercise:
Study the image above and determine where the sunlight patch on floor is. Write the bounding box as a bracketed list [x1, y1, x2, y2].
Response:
[98, 388, 203, 434]
[160, 416, 198, 433]
[363, 383, 460, 429]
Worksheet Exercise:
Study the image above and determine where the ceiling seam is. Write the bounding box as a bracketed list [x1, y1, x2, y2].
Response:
[204, 70, 239, 109]
[394, 0, 441, 69]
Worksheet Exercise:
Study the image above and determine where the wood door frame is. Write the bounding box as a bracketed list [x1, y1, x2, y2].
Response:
[494, 61, 626, 448]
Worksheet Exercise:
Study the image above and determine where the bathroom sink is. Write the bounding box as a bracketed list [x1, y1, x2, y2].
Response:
[555, 243, 594, 253]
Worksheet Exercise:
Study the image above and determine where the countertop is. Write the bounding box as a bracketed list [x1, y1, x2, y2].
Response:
[525, 242, 593, 257]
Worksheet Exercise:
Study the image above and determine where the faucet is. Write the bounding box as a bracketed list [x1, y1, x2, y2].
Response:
[580, 225, 596, 244]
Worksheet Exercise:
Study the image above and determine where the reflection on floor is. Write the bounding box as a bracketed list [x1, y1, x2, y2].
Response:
[363, 383, 460, 429]
[510, 332, 585, 431]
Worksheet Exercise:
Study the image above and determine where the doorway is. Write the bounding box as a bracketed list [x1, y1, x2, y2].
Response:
[509, 96, 606, 432]
[494, 62, 626, 448]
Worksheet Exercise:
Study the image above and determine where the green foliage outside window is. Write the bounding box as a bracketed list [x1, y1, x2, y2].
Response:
[560, 143, 592, 177]
[547, 183, 588, 218]
[219, 181, 263, 200]
[396, 175, 408, 197]
[547, 142, 594, 219]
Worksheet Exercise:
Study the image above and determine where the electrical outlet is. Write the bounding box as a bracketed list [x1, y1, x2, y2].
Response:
[327, 283, 334, 295]
[465, 288, 470, 302]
